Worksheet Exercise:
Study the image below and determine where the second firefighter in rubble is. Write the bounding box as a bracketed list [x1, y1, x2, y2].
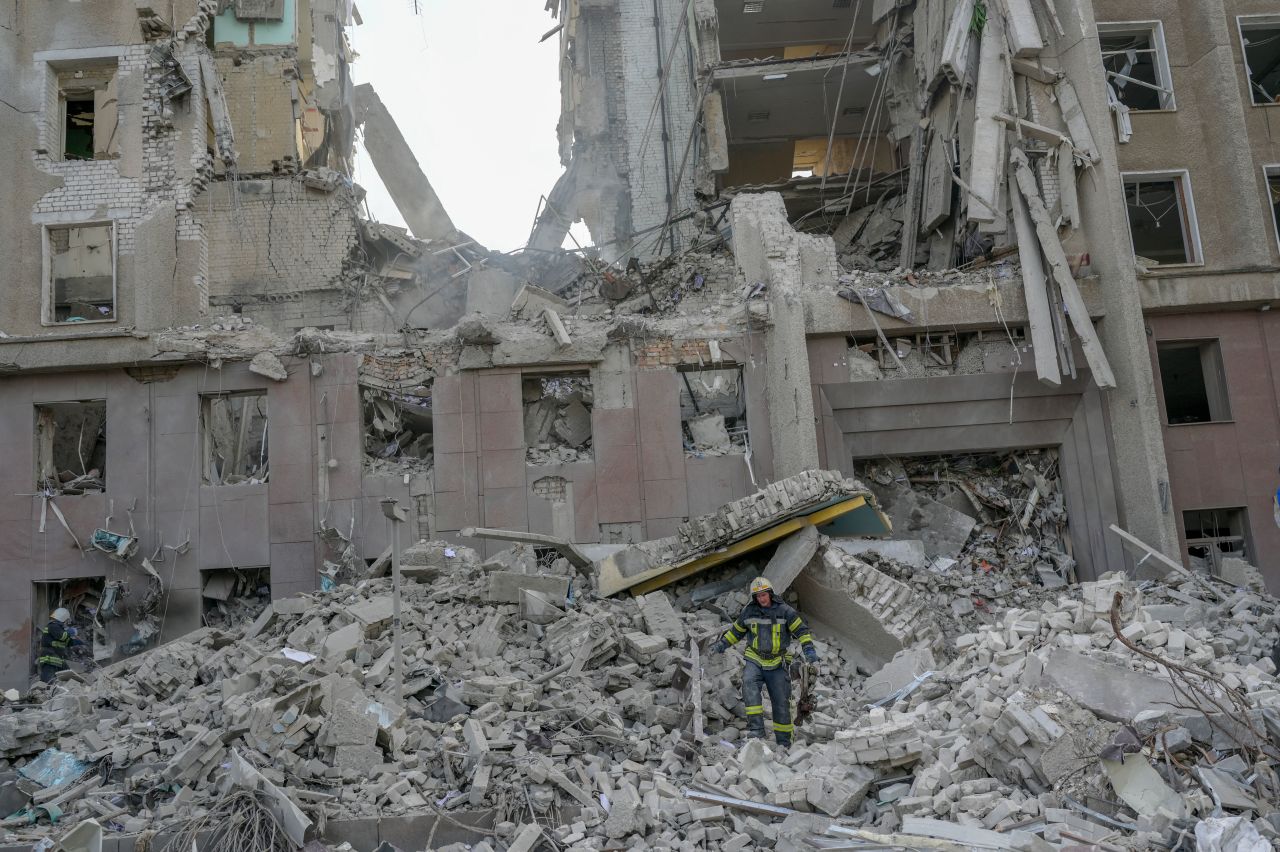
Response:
[711, 577, 818, 746]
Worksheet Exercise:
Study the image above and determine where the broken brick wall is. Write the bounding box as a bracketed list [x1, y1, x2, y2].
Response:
[199, 177, 360, 328]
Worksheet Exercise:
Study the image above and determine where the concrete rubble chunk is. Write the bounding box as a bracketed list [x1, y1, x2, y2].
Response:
[486, 571, 569, 605]
[762, 524, 819, 595]
[248, 351, 289, 382]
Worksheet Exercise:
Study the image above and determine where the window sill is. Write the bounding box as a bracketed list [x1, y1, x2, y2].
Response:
[1165, 420, 1235, 427]
[1138, 262, 1205, 274]
[1128, 108, 1178, 114]
[42, 319, 117, 327]
[1250, 102, 1280, 108]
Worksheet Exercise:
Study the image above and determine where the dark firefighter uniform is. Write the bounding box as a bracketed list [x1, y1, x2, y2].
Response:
[37, 620, 81, 683]
[713, 595, 817, 746]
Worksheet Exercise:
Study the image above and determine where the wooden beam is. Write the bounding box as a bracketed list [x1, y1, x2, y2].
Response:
[1009, 159, 1062, 387]
[1010, 149, 1115, 388]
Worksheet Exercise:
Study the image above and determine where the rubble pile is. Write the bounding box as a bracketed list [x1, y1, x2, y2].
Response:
[862, 451, 1075, 587]
[3, 499, 1280, 849]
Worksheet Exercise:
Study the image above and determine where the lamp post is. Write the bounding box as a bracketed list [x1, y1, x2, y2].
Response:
[379, 498, 408, 703]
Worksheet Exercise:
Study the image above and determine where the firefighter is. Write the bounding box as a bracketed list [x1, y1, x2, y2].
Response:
[36, 608, 83, 683]
[711, 577, 818, 747]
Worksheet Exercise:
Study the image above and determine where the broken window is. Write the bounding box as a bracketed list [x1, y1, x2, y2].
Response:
[1097, 22, 1175, 111]
[201, 392, 269, 485]
[32, 577, 111, 672]
[44, 223, 116, 324]
[363, 386, 433, 474]
[1267, 167, 1280, 251]
[202, 567, 271, 628]
[35, 400, 107, 494]
[58, 67, 119, 160]
[1239, 16, 1280, 106]
[524, 373, 593, 465]
[1156, 340, 1231, 425]
[679, 366, 748, 456]
[1183, 507, 1251, 574]
[1122, 173, 1201, 265]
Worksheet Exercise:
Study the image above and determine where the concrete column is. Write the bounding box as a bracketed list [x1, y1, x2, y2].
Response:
[729, 193, 821, 478]
[1051, 0, 1180, 558]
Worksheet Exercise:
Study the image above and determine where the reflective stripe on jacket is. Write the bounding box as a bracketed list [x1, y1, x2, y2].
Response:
[37, 621, 73, 668]
[720, 599, 814, 670]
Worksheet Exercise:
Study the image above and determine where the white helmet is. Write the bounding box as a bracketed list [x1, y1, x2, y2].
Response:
[51, 608, 71, 623]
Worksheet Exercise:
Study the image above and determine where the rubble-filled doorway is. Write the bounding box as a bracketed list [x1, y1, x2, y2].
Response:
[201, 567, 271, 628]
[35, 400, 107, 494]
[31, 577, 109, 675]
[523, 372, 593, 464]
[678, 366, 748, 456]
[201, 392, 269, 485]
[856, 451, 1075, 587]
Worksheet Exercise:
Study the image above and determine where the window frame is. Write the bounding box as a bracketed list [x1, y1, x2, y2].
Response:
[199, 390, 271, 486]
[1265, 164, 1280, 257]
[1120, 169, 1204, 267]
[1182, 506, 1253, 575]
[1154, 338, 1232, 426]
[41, 221, 118, 327]
[1236, 14, 1280, 108]
[1097, 20, 1177, 112]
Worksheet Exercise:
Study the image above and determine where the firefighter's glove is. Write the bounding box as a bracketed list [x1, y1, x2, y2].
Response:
[710, 639, 728, 654]
[803, 645, 819, 663]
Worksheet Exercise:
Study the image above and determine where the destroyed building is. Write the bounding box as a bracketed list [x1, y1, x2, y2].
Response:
[0, 0, 1277, 675]
[2, 0, 1280, 846]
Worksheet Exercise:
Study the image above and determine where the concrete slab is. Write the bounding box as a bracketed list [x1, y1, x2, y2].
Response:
[1045, 648, 1179, 723]
[762, 525, 819, 594]
[486, 572, 570, 605]
[828, 537, 928, 569]
[869, 483, 976, 561]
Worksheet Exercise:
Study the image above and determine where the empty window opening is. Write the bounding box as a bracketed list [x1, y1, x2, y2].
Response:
[202, 567, 271, 628]
[45, 223, 116, 324]
[1184, 507, 1251, 574]
[35, 400, 107, 494]
[363, 385, 433, 475]
[679, 366, 748, 456]
[524, 373, 593, 465]
[1122, 173, 1200, 265]
[201, 392, 269, 485]
[1156, 340, 1231, 424]
[1239, 16, 1280, 106]
[32, 577, 111, 674]
[1267, 167, 1280, 251]
[58, 67, 119, 161]
[1097, 22, 1175, 111]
